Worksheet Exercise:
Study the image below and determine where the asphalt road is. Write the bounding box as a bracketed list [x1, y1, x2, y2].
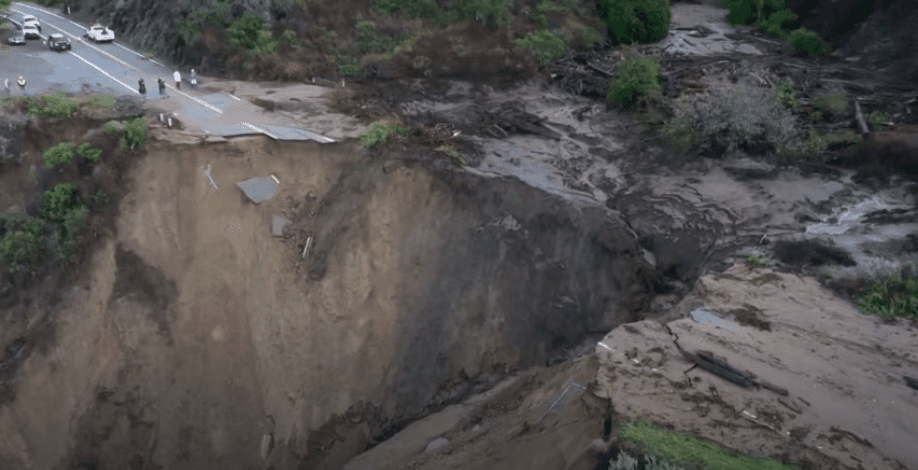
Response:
[1, 2, 333, 142]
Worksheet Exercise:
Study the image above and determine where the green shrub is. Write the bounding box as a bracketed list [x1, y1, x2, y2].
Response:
[514, 30, 567, 67]
[803, 133, 828, 154]
[336, 53, 363, 76]
[372, 0, 438, 18]
[607, 56, 661, 108]
[662, 84, 801, 157]
[867, 110, 888, 129]
[176, 0, 232, 46]
[787, 28, 831, 56]
[280, 29, 299, 46]
[726, 0, 757, 25]
[360, 121, 406, 148]
[50, 206, 88, 266]
[727, 0, 789, 26]
[459, 0, 511, 28]
[857, 270, 918, 320]
[122, 117, 147, 150]
[609, 451, 687, 470]
[42, 142, 76, 168]
[103, 120, 124, 135]
[0, 214, 46, 275]
[43, 183, 80, 222]
[571, 22, 602, 48]
[76, 143, 102, 163]
[759, 9, 796, 38]
[24, 93, 81, 119]
[620, 422, 801, 470]
[227, 14, 276, 60]
[746, 254, 767, 267]
[598, 0, 671, 44]
[812, 92, 848, 117]
[774, 80, 797, 109]
[355, 19, 409, 55]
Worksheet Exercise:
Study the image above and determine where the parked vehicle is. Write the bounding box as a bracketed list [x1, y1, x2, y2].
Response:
[84, 24, 114, 43]
[47, 33, 71, 51]
[22, 24, 40, 39]
[21, 14, 40, 32]
[6, 29, 25, 45]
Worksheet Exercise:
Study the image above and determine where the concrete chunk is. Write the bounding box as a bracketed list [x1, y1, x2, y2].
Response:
[236, 176, 280, 204]
[272, 216, 291, 237]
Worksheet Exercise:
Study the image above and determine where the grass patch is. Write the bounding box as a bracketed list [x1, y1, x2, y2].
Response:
[371, 0, 511, 28]
[42, 142, 76, 168]
[620, 421, 801, 470]
[514, 30, 567, 67]
[24, 93, 81, 119]
[610, 451, 688, 470]
[82, 94, 116, 108]
[774, 80, 797, 109]
[360, 120, 406, 148]
[811, 92, 849, 118]
[856, 268, 918, 320]
[661, 83, 801, 157]
[607, 55, 661, 108]
[437, 145, 465, 165]
[867, 110, 888, 130]
[569, 20, 602, 49]
[746, 254, 766, 267]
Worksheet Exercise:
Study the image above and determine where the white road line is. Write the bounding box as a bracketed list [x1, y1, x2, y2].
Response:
[67, 51, 138, 94]
[242, 122, 279, 140]
[150, 59, 165, 67]
[14, 2, 83, 29]
[230, 95, 241, 101]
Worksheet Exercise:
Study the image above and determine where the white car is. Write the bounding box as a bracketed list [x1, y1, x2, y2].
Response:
[84, 24, 115, 43]
[22, 14, 40, 32]
[22, 24, 40, 39]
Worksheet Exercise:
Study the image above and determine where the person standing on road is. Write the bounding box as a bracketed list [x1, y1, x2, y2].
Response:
[138, 78, 146, 101]
[190, 69, 197, 89]
[3, 78, 9, 97]
[173, 70, 181, 90]
[158, 77, 166, 95]
[16, 76, 27, 95]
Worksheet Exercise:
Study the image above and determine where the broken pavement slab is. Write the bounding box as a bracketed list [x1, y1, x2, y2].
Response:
[594, 263, 918, 470]
[272, 215, 291, 237]
[236, 175, 280, 204]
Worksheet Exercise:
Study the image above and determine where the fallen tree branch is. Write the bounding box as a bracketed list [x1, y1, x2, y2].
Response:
[854, 99, 870, 134]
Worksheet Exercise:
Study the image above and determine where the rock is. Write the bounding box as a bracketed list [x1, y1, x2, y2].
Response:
[272, 215, 291, 237]
[424, 437, 449, 454]
[91, 164, 106, 182]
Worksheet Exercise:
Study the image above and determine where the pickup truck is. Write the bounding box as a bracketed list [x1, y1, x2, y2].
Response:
[22, 15, 41, 32]
[84, 24, 115, 43]
[21, 24, 40, 39]
[47, 33, 71, 51]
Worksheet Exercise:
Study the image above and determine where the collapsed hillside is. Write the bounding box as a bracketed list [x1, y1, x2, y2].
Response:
[0, 106, 673, 469]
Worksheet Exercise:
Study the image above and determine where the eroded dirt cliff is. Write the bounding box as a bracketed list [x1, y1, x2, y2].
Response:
[0, 127, 660, 469]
